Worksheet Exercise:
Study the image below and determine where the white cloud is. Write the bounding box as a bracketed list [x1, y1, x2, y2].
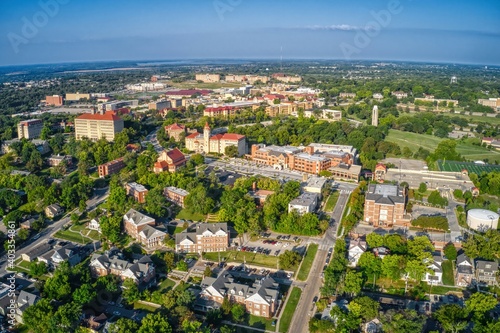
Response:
[303, 24, 372, 31]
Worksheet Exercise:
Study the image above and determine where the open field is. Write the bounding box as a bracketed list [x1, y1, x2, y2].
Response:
[245, 314, 276, 332]
[54, 229, 91, 244]
[437, 160, 500, 173]
[297, 244, 318, 281]
[202, 251, 284, 270]
[386, 130, 500, 163]
[442, 260, 455, 286]
[279, 287, 302, 333]
[324, 191, 340, 212]
[175, 209, 205, 222]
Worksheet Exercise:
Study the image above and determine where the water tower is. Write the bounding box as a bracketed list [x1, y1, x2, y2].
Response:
[450, 76, 457, 84]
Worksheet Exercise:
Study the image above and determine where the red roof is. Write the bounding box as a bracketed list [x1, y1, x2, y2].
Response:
[210, 134, 224, 141]
[77, 111, 121, 121]
[204, 122, 211, 129]
[154, 161, 169, 169]
[221, 133, 245, 141]
[165, 123, 185, 131]
[186, 132, 201, 139]
[264, 94, 285, 100]
[205, 106, 237, 112]
[166, 148, 185, 162]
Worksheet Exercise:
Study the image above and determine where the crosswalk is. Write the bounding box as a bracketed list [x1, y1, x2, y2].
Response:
[340, 190, 352, 194]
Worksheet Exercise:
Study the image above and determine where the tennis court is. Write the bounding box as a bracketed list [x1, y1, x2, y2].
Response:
[437, 160, 500, 174]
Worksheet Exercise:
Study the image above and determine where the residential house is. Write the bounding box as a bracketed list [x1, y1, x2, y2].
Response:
[455, 253, 474, 287]
[392, 91, 408, 99]
[38, 244, 82, 268]
[125, 182, 148, 204]
[47, 154, 72, 167]
[199, 272, 280, 318]
[15, 291, 40, 324]
[424, 256, 443, 285]
[45, 203, 63, 218]
[288, 192, 319, 215]
[372, 247, 390, 259]
[82, 313, 108, 332]
[476, 260, 498, 286]
[21, 242, 52, 262]
[175, 223, 229, 253]
[89, 249, 156, 288]
[348, 239, 367, 267]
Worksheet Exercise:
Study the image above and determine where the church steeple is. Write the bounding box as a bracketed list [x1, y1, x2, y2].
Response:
[203, 122, 211, 154]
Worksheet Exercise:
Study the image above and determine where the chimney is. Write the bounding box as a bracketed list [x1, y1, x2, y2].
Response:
[252, 182, 257, 192]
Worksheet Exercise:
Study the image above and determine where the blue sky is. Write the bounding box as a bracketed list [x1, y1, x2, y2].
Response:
[0, 0, 499, 66]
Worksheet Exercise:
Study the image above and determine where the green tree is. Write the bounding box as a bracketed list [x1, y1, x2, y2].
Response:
[224, 145, 239, 157]
[122, 278, 141, 304]
[138, 313, 172, 333]
[176, 260, 189, 271]
[418, 182, 427, 193]
[109, 318, 140, 333]
[465, 292, 498, 321]
[342, 270, 364, 296]
[350, 296, 380, 322]
[29, 261, 48, 277]
[72, 283, 96, 305]
[366, 233, 384, 248]
[144, 187, 168, 217]
[382, 255, 406, 280]
[231, 303, 246, 322]
[279, 250, 302, 269]
[23, 298, 54, 333]
[381, 309, 425, 333]
[443, 243, 457, 261]
[433, 304, 468, 333]
[358, 252, 382, 276]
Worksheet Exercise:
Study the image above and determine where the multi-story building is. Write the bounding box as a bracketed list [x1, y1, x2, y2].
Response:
[478, 98, 500, 111]
[125, 182, 148, 204]
[203, 101, 260, 118]
[17, 119, 43, 139]
[75, 110, 124, 141]
[348, 239, 367, 267]
[225, 74, 269, 84]
[65, 93, 91, 101]
[302, 109, 342, 122]
[47, 154, 72, 167]
[45, 95, 63, 106]
[148, 100, 170, 110]
[89, 249, 156, 287]
[475, 260, 498, 286]
[259, 101, 314, 117]
[363, 184, 410, 227]
[98, 157, 125, 177]
[303, 177, 327, 198]
[164, 186, 189, 208]
[165, 123, 187, 141]
[424, 256, 443, 285]
[271, 73, 302, 83]
[196, 74, 220, 83]
[339, 92, 356, 99]
[153, 148, 186, 173]
[288, 193, 319, 215]
[455, 253, 474, 287]
[392, 91, 408, 99]
[185, 123, 246, 156]
[123, 209, 165, 248]
[175, 223, 229, 253]
[199, 272, 280, 318]
[45, 203, 63, 218]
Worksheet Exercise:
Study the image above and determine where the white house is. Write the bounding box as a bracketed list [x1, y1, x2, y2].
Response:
[348, 239, 367, 267]
[424, 256, 443, 285]
[88, 218, 102, 233]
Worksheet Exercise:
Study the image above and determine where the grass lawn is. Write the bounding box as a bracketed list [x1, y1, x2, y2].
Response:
[386, 129, 500, 163]
[296, 244, 318, 281]
[54, 229, 91, 244]
[441, 260, 455, 286]
[426, 284, 463, 295]
[203, 251, 285, 270]
[279, 287, 302, 333]
[243, 314, 276, 332]
[133, 301, 160, 313]
[158, 278, 176, 292]
[17, 260, 31, 270]
[176, 209, 205, 222]
[206, 213, 220, 222]
[324, 191, 340, 212]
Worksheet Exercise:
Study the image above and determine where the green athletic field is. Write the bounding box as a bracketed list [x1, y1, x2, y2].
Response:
[437, 160, 500, 174]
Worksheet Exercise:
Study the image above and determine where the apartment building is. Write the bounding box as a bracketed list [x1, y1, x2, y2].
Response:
[164, 186, 189, 208]
[271, 73, 302, 83]
[148, 100, 170, 110]
[199, 273, 280, 318]
[392, 91, 408, 99]
[98, 157, 125, 177]
[225, 74, 269, 84]
[45, 95, 63, 106]
[165, 123, 187, 141]
[123, 209, 165, 248]
[478, 98, 500, 111]
[17, 119, 43, 139]
[455, 253, 474, 287]
[363, 184, 410, 227]
[302, 109, 342, 122]
[203, 101, 260, 118]
[89, 249, 156, 287]
[75, 110, 124, 141]
[153, 148, 186, 173]
[175, 223, 229, 253]
[185, 123, 246, 156]
[476, 260, 498, 286]
[125, 182, 148, 204]
[47, 154, 72, 167]
[196, 74, 220, 83]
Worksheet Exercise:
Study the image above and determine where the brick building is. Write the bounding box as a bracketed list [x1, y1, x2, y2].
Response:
[125, 182, 148, 204]
[153, 148, 186, 173]
[164, 123, 187, 141]
[175, 223, 229, 253]
[164, 186, 189, 208]
[75, 110, 124, 142]
[363, 184, 410, 227]
[45, 95, 63, 106]
[185, 123, 246, 156]
[98, 157, 125, 177]
[17, 119, 43, 139]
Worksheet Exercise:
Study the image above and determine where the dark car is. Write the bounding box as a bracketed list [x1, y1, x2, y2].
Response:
[312, 296, 318, 303]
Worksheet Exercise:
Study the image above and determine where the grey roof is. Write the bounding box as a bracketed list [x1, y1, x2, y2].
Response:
[195, 223, 228, 235]
[175, 232, 196, 245]
[201, 271, 279, 304]
[457, 253, 472, 266]
[124, 209, 155, 226]
[365, 184, 405, 205]
[53, 244, 78, 261]
[17, 291, 39, 312]
[139, 225, 166, 240]
[476, 260, 498, 273]
[23, 242, 52, 259]
[91, 251, 153, 280]
[289, 192, 318, 207]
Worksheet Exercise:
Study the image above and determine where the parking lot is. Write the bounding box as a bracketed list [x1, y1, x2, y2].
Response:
[240, 233, 304, 257]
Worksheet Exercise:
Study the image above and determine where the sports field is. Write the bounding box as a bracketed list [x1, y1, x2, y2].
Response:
[437, 160, 500, 174]
[386, 130, 500, 164]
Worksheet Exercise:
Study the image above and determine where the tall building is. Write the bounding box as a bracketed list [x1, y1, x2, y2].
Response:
[45, 95, 63, 106]
[372, 105, 379, 126]
[65, 93, 91, 101]
[17, 119, 43, 139]
[74, 110, 124, 141]
[363, 184, 410, 227]
[195, 74, 220, 83]
[98, 157, 125, 177]
[185, 122, 246, 156]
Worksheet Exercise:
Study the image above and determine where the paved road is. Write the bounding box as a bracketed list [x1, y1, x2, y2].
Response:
[208, 159, 305, 182]
[289, 186, 353, 333]
[0, 188, 109, 273]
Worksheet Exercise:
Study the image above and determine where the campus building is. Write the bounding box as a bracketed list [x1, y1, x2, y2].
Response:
[75, 110, 124, 141]
[195, 74, 220, 83]
[164, 186, 189, 208]
[123, 209, 166, 248]
[175, 223, 229, 253]
[185, 122, 246, 156]
[98, 157, 125, 177]
[363, 184, 410, 227]
[153, 148, 186, 173]
[125, 182, 148, 204]
[45, 95, 63, 106]
[17, 119, 43, 139]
